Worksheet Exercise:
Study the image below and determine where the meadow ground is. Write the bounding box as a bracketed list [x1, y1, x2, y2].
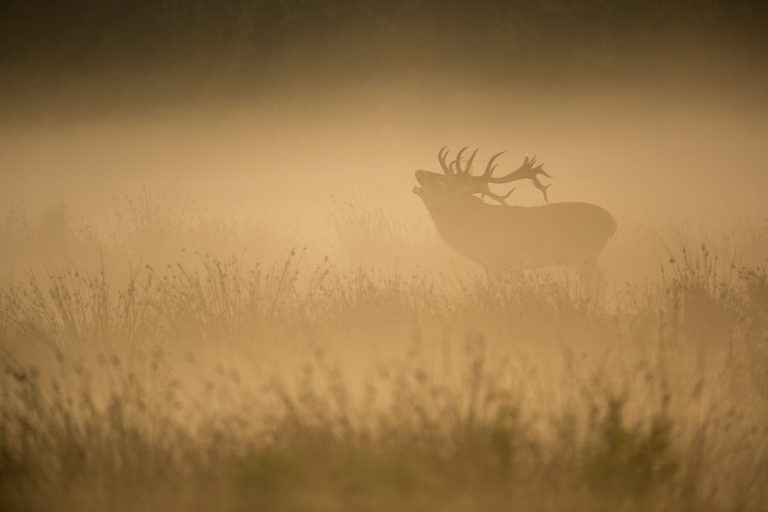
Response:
[1, 196, 767, 511]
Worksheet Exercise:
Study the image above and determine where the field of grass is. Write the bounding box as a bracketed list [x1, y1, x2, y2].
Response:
[1, 195, 767, 511]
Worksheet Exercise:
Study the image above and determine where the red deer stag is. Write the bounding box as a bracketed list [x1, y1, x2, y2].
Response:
[413, 147, 616, 283]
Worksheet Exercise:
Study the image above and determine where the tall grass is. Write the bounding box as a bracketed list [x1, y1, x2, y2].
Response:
[1, 199, 767, 511]
[0, 192, 295, 283]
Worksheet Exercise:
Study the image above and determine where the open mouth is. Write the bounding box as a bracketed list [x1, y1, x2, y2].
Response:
[413, 172, 427, 194]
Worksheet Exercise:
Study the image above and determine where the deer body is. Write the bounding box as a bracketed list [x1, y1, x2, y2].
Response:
[413, 147, 616, 276]
[418, 191, 616, 272]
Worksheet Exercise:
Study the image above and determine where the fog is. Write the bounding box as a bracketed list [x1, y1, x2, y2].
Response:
[2, 2, 768, 510]
[3, 71, 767, 284]
[4, 76, 768, 219]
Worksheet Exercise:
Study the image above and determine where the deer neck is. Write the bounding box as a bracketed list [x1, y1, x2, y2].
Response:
[421, 194, 520, 236]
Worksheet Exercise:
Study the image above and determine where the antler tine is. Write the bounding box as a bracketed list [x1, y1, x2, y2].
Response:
[464, 148, 479, 176]
[485, 187, 515, 204]
[487, 154, 552, 202]
[482, 151, 506, 177]
[535, 162, 552, 179]
[438, 146, 454, 175]
[453, 146, 468, 175]
[532, 175, 551, 203]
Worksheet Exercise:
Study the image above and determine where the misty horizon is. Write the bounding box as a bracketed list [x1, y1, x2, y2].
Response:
[1, 2, 767, 511]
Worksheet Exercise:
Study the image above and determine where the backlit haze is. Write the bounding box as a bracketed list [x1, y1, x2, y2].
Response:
[2, 2, 768, 511]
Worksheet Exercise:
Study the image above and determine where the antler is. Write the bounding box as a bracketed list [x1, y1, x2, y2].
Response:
[461, 149, 479, 176]
[452, 147, 469, 175]
[482, 188, 516, 204]
[482, 151, 506, 178]
[436, 147, 552, 203]
[438, 146, 454, 175]
[438, 147, 482, 177]
[486, 155, 552, 202]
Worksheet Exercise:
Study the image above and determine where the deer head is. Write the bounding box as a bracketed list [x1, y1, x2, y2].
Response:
[413, 146, 552, 204]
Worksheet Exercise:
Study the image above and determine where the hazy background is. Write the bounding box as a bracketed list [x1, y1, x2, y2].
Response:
[2, 5, 768, 510]
[2, 0, 768, 277]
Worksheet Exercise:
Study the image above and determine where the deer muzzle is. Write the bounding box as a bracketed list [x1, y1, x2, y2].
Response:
[413, 170, 428, 195]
